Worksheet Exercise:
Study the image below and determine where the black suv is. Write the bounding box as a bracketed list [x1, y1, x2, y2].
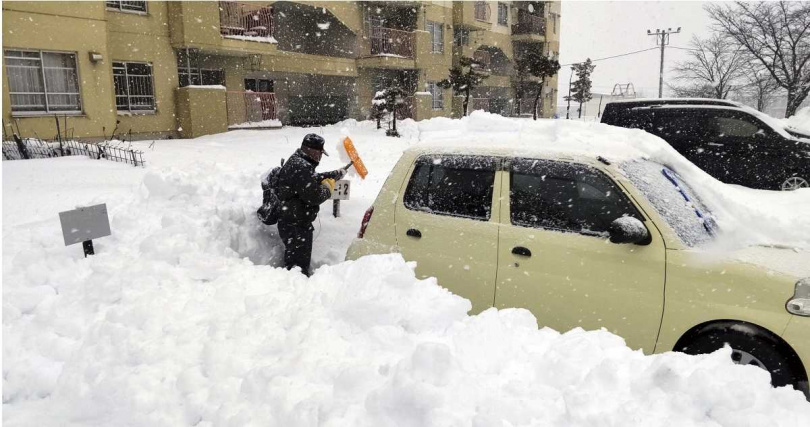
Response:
[601, 99, 810, 191]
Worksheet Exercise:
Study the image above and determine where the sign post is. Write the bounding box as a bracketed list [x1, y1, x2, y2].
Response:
[59, 203, 111, 257]
[330, 179, 351, 218]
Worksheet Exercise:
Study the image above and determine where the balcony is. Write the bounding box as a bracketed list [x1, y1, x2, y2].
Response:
[218, 1, 274, 40]
[370, 27, 415, 58]
[226, 91, 280, 129]
[472, 50, 492, 72]
[511, 11, 545, 41]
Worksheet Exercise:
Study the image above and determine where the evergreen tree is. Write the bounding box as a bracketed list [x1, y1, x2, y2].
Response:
[565, 59, 595, 118]
[515, 50, 561, 120]
[438, 56, 489, 116]
[372, 86, 409, 137]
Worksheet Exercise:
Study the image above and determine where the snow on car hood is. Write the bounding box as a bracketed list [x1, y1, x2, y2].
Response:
[730, 245, 810, 279]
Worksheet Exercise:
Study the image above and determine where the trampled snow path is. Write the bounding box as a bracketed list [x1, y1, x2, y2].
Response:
[3, 114, 810, 426]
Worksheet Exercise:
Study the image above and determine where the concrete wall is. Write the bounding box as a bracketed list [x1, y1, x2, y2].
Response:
[175, 87, 227, 138]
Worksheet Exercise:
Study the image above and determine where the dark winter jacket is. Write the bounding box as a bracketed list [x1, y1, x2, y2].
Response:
[277, 149, 342, 225]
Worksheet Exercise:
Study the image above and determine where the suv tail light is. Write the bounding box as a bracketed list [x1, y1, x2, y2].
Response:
[358, 206, 374, 238]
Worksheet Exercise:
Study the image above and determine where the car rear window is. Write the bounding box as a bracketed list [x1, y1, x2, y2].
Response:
[403, 155, 496, 221]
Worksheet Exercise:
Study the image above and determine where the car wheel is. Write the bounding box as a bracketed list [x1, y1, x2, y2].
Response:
[679, 329, 803, 390]
[781, 176, 809, 191]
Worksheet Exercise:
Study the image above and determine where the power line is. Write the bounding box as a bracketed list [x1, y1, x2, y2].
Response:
[647, 27, 682, 98]
[560, 47, 659, 67]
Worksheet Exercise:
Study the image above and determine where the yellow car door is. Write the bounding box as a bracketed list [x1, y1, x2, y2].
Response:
[395, 154, 502, 314]
[494, 158, 666, 353]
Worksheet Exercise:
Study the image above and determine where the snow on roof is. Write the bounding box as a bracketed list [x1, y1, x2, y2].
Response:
[607, 97, 742, 106]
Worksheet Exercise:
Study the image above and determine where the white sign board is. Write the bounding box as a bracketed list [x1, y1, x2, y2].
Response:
[330, 179, 351, 200]
[59, 203, 111, 246]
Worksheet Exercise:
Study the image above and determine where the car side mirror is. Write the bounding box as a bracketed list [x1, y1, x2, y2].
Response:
[609, 217, 651, 245]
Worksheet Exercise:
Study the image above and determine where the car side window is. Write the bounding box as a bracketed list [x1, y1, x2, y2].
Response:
[404, 155, 496, 221]
[510, 158, 642, 235]
[652, 110, 710, 143]
[710, 114, 763, 138]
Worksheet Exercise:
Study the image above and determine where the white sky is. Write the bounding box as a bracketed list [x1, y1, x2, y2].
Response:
[557, 1, 713, 101]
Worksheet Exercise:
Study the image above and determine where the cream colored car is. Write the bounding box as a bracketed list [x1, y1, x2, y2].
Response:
[347, 145, 810, 396]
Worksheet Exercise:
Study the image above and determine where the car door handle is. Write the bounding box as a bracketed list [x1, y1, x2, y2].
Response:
[406, 228, 422, 238]
[707, 142, 724, 147]
[512, 246, 531, 257]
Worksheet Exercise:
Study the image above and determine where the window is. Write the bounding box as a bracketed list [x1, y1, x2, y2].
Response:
[106, 1, 147, 13]
[712, 115, 761, 138]
[621, 160, 716, 246]
[113, 62, 155, 112]
[176, 49, 224, 87]
[426, 21, 444, 53]
[510, 158, 642, 235]
[497, 3, 508, 26]
[404, 155, 496, 221]
[4, 50, 81, 113]
[244, 78, 273, 92]
[427, 82, 443, 109]
[454, 28, 470, 47]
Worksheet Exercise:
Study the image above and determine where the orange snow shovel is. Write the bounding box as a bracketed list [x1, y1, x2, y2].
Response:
[342, 136, 368, 179]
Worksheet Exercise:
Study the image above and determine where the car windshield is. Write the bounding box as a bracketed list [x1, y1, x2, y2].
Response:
[620, 160, 718, 247]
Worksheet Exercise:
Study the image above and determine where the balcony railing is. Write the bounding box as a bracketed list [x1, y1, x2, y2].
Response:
[469, 97, 490, 113]
[512, 12, 545, 36]
[474, 2, 491, 22]
[398, 96, 416, 119]
[226, 91, 278, 128]
[369, 27, 415, 58]
[219, 1, 274, 39]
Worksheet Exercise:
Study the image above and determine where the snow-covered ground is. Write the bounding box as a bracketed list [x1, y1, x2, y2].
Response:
[3, 113, 810, 426]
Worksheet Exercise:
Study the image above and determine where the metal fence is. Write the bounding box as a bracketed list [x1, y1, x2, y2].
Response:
[2, 139, 145, 167]
[226, 91, 278, 128]
[369, 27, 415, 58]
[512, 12, 545, 35]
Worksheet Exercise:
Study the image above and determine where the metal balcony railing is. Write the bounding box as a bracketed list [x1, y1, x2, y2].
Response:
[473, 50, 492, 70]
[369, 27, 415, 58]
[470, 97, 490, 113]
[474, 2, 491, 22]
[512, 12, 545, 36]
[219, 1, 274, 38]
[227, 91, 277, 127]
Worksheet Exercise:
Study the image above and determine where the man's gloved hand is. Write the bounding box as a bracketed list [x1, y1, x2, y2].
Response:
[335, 168, 347, 180]
[321, 178, 335, 193]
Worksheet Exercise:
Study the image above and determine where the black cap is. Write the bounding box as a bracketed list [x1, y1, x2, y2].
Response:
[302, 133, 329, 156]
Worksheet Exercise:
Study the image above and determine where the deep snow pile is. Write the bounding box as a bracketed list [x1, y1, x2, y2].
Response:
[4, 114, 810, 426]
[785, 106, 810, 135]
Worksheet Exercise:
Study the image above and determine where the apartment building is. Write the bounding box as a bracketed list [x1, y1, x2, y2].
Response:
[2, 1, 561, 140]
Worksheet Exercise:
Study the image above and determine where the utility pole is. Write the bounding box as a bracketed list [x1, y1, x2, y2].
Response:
[647, 27, 680, 98]
[565, 66, 574, 119]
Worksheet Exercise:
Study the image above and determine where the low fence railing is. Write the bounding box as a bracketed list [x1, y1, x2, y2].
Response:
[369, 27, 415, 58]
[218, 1, 274, 38]
[2, 139, 145, 167]
[226, 91, 278, 128]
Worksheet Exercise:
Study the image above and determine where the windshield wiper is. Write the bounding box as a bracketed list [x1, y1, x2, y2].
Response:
[661, 168, 717, 236]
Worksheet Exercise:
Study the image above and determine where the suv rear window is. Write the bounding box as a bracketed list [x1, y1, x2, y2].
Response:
[403, 155, 496, 221]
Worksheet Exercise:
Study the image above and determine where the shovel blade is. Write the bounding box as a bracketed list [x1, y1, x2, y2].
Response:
[342, 137, 368, 179]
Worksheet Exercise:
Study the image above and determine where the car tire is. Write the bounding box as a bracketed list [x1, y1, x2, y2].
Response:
[781, 175, 809, 191]
[678, 328, 804, 391]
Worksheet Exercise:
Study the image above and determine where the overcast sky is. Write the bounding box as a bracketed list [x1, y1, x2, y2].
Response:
[557, 1, 714, 101]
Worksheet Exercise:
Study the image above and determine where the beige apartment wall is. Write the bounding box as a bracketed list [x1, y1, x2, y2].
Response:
[175, 87, 227, 138]
[2, 2, 116, 140]
[107, 1, 178, 138]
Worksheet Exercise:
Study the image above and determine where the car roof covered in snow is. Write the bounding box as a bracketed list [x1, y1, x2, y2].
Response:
[606, 97, 743, 107]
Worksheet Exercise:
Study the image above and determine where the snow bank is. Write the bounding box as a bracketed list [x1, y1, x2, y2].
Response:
[416, 111, 810, 250]
[786, 106, 810, 136]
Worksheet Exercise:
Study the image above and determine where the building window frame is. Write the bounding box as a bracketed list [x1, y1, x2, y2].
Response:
[427, 81, 443, 110]
[106, 1, 148, 15]
[4, 49, 83, 115]
[426, 21, 444, 54]
[454, 28, 470, 47]
[497, 3, 508, 26]
[113, 61, 156, 113]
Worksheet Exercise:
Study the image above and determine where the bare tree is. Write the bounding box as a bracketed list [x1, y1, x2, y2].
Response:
[706, 1, 810, 117]
[670, 34, 747, 99]
[738, 66, 782, 112]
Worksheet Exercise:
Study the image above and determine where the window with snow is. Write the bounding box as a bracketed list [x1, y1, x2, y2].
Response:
[176, 50, 225, 88]
[106, 1, 147, 13]
[427, 82, 443, 110]
[113, 62, 155, 112]
[426, 21, 444, 53]
[4, 50, 81, 113]
[497, 3, 508, 26]
[404, 155, 496, 221]
[510, 158, 643, 235]
[454, 28, 470, 47]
